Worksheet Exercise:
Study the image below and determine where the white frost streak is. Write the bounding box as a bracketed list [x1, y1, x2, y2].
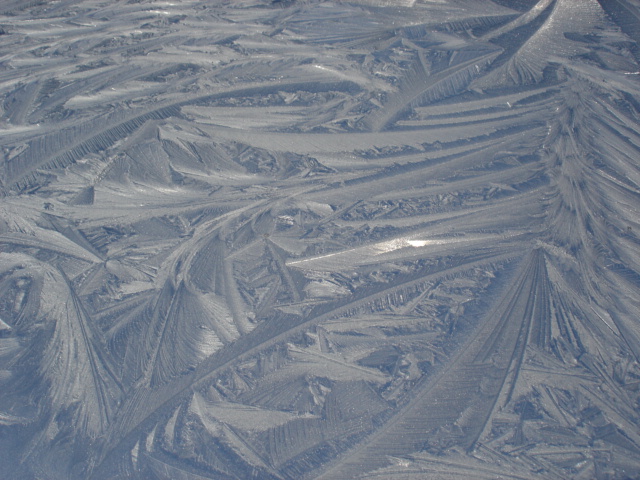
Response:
[287, 234, 505, 269]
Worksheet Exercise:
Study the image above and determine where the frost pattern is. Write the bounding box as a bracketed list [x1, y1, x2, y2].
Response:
[1, 1, 640, 479]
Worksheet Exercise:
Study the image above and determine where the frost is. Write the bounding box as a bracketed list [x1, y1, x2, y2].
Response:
[1, 0, 640, 479]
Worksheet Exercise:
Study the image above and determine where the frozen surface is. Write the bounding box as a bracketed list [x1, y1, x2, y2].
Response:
[1, 0, 640, 478]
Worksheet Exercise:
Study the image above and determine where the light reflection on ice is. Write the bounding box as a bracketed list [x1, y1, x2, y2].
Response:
[287, 235, 495, 267]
